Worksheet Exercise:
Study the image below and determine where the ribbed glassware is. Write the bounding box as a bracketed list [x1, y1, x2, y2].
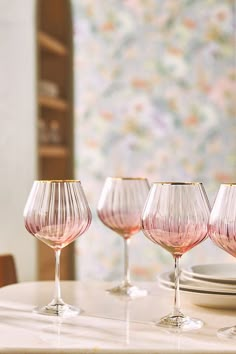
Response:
[142, 182, 210, 330]
[209, 183, 236, 339]
[97, 177, 150, 297]
[24, 180, 92, 317]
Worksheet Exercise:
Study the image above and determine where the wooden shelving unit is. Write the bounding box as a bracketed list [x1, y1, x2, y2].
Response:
[37, 0, 74, 281]
[38, 95, 68, 111]
[38, 31, 68, 56]
[39, 145, 69, 158]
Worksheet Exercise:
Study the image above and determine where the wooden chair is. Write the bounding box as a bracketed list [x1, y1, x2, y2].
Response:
[0, 254, 17, 287]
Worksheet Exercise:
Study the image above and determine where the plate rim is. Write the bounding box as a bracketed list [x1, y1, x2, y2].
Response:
[158, 271, 236, 295]
[182, 263, 236, 283]
[159, 282, 236, 309]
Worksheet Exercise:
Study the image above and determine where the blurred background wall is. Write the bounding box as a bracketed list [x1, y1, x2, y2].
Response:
[72, 0, 236, 281]
[0, 0, 37, 281]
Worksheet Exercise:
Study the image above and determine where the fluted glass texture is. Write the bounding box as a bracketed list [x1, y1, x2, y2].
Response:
[141, 182, 210, 330]
[209, 184, 236, 258]
[24, 180, 92, 250]
[97, 177, 150, 297]
[97, 177, 150, 239]
[142, 183, 210, 257]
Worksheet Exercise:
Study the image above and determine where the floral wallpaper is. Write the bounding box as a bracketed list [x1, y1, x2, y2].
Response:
[72, 0, 236, 281]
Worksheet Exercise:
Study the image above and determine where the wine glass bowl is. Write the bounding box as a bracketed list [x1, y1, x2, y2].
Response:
[97, 177, 150, 297]
[24, 180, 92, 317]
[209, 183, 236, 339]
[142, 182, 210, 330]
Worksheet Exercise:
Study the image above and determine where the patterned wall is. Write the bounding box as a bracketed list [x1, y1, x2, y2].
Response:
[72, 0, 236, 281]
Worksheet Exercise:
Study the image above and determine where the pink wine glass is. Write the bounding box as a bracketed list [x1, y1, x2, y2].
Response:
[24, 180, 92, 317]
[142, 182, 210, 330]
[97, 177, 150, 297]
[209, 183, 236, 339]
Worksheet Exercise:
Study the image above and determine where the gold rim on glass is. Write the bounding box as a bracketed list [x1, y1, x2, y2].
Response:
[152, 182, 202, 185]
[107, 177, 147, 180]
[221, 183, 236, 186]
[35, 180, 81, 183]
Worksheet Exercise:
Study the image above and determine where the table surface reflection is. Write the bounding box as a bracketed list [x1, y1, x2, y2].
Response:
[0, 281, 235, 353]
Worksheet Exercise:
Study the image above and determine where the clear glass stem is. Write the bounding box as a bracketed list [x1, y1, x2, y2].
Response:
[54, 249, 63, 303]
[124, 238, 130, 286]
[157, 256, 202, 329]
[173, 256, 181, 316]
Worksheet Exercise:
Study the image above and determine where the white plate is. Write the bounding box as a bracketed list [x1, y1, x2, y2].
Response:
[158, 271, 236, 294]
[181, 272, 236, 290]
[159, 282, 236, 310]
[182, 263, 236, 284]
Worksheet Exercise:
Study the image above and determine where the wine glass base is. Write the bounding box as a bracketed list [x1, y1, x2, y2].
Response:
[33, 303, 81, 318]
[107, 283, 147, 298]
[217, 326, 236, 340]
[156, 313, 203, 331]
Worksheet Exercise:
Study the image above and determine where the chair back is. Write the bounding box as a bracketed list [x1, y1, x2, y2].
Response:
[0, 254, 17, 287]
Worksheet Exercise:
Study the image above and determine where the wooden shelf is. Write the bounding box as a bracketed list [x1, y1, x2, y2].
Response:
[38, 31, 68, 56]
[37, 0, 74, 281]
[39, 145, 69, 158]
[38, 95, 68, 111]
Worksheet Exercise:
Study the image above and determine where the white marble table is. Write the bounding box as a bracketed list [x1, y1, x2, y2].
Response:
[0, 281, 235, 353]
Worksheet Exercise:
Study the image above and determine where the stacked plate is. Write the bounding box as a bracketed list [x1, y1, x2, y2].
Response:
[158, 263, 236, 309]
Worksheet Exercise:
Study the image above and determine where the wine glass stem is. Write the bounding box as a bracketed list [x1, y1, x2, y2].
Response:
[173, 256, 181, 316]
[124, 238, 130, 286]
[54, 249, 62, 303]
